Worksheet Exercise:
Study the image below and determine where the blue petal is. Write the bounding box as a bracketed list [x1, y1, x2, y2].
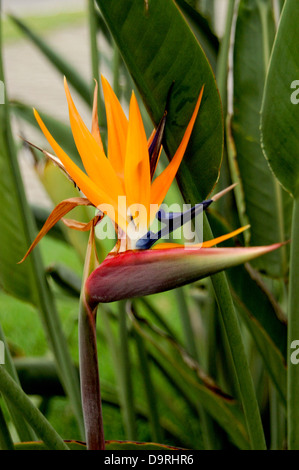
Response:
[136, 200, 212, 250]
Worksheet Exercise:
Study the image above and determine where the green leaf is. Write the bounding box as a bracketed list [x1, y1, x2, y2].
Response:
[230, 0, 290, 277]
[261, 0, 299, 197]
[13, 355, 194, 448]
[128, 309, 250, 449]
[260, 2, 299, 447]
[208, 211, 287, 403]
[134, 330, 164, 443]
[0, 366, 69, 450]
[96, 0, 223, 201]
[15, 441, 83, 450]
[0, 101, 38, 302]
[46, 263, 82, 298]
[175, 0, 219, 71]
[0, 325, 37, 442]
[117, 301, 137, 440]
[0, 402, 14, 450]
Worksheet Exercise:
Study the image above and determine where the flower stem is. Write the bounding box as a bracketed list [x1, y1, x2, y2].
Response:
[203, 214, 266, 450]
[287, 196, 299, 449]
[79, 225, 105, 450]
[79, 299, 105, 450]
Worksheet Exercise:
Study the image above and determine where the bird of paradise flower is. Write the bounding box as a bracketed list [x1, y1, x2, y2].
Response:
[20, 76, 281, 305]
[19, 76, 283, 450]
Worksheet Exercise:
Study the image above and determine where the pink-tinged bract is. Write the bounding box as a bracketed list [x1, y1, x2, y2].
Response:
[85, 243, 283, 304]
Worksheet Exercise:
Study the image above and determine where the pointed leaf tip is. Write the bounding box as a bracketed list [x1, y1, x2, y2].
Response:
[85, 242, 284, 304]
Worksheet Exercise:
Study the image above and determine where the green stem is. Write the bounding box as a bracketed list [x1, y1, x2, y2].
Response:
[175, 287, 198, 360]
[287, 197, 299, 449]
[101, 305, 137, 433]
[176, 286, 216, 448]
[0, 402, 14, 450]
[269, 383, 285, 450]
[118, 300, 136, 439]
[134, 330, 163, 443]
[0, 366, 69, 450]
[204, 215, 266, 450]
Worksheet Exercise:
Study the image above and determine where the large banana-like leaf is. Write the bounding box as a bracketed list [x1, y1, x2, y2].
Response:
[0, 86, 37, 301]
[230, 0, 290, 277]
[175, 0, 219, 72]
[260, 0, 299, 449]
[96, 0, 223, 202]
[261, 0, 299, 197]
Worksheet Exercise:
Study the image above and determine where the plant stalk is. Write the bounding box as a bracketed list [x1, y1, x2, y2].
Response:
[203, 214, 266, 449]
[118, 300, 137, 439]
[0, 402, 14, 450]
[287, 196, 299, 449]
[79, 299, 105, 450]
[79, 225, 105, 450]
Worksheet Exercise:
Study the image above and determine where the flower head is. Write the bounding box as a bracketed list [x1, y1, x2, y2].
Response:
[20, 77, 282, 303]
[32, 76, 204, 251]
